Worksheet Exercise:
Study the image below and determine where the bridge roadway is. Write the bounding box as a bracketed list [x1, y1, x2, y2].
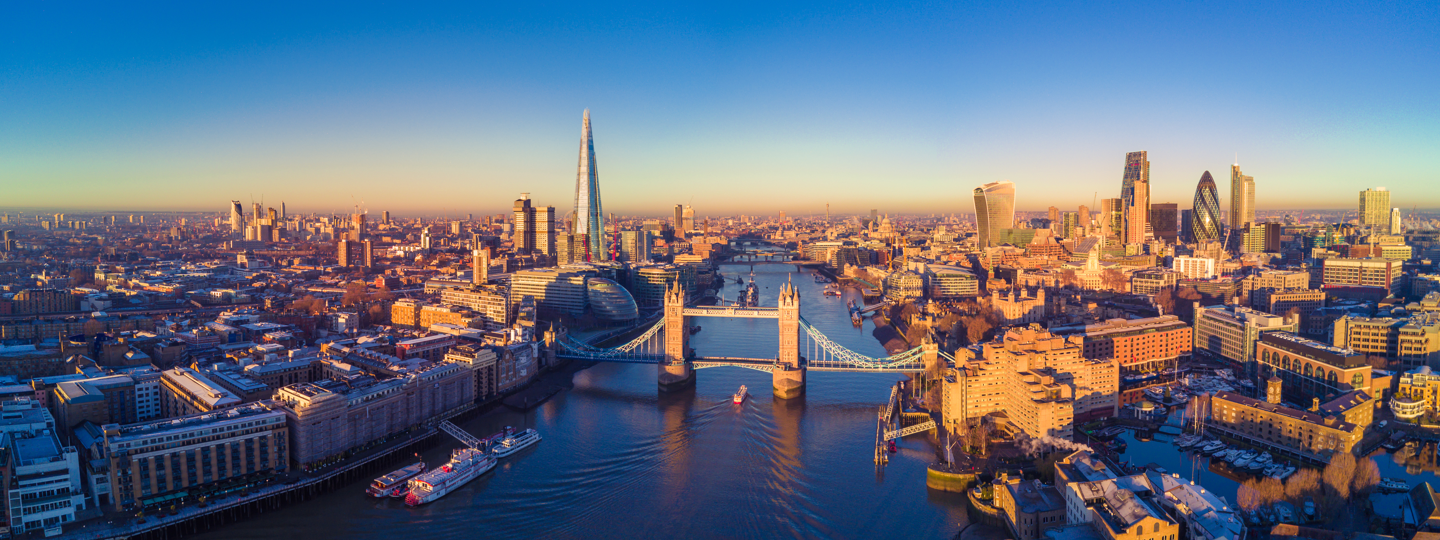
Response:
[681, 306, 779, 318]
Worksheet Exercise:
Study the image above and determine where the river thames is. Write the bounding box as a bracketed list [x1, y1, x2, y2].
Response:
[198, 263, 971, 539]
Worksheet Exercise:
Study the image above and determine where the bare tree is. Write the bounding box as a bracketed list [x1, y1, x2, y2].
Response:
[1237, 480, 1262, 511]
[1352, 456, 1381, 495]
[1285, 468, 1323, 503]
[1323, 452, 1357, 501]
[1101, 268, 1127, 292]
[1257, 477, 1286, 505]
[1059, 269, 1079, 288]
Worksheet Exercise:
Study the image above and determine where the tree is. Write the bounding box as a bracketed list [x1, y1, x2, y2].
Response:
[1257, 477, 1286, 505]
[1154, 289, 1176, 316]
[1237, 480, 1262, 511]
[342, 282, 368, 307]
[68, 268, 92, 287]
[1059, 269, 1079, 288]
[1286, 468, 1323, 502]
[1101, 268, 1127, 292]
[1352, 456, 1381, 495]
[1323, 452, 1357, 501]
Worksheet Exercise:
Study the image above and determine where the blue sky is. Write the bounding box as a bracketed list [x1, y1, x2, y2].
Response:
[2, 1, 1436, 217]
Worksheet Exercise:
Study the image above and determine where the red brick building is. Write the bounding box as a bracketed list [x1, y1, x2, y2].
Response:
[1052, 315, 1193, 373]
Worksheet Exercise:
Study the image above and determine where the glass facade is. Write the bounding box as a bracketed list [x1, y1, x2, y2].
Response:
[573, 110, 607, 261]
[587, 278, 639, 321]
[972, 181, 1015, 248]
[1119, 151, 1149, 244]
[1190, 171, 1221, 243]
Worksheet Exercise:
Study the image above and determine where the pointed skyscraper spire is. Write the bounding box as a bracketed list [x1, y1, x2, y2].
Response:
[574, 109, 607, 261]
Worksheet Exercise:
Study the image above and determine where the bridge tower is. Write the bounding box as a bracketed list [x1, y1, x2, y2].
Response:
[659, 280, 694, 390]
[773, 278, 805, 398]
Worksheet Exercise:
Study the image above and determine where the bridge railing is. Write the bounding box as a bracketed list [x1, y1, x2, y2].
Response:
[799, 317, 926, 372]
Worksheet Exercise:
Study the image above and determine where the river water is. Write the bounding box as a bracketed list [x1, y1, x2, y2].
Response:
[200, 263, 970, 539]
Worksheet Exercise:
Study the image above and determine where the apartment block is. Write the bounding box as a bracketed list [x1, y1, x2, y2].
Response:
[273, 361, 473, 467]
[103, 401, 289, 511]
[1053, 316, 1192, 374]
[1322, 258, 1401, 292]
[439, 286, 511, 327]
[1192, 305, 1298, 376]
[0, 399, 85, 533]
[942, 326, 1119, 437]
[1332, 313, 1440, 369]
[160, 367, 241, 417]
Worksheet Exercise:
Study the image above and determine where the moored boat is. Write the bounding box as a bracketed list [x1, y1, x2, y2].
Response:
[367, 462, 426, 498]
[1379, 477, 1410, 492]
[405, 448, 496, 506]
[490, 428, 542, 459]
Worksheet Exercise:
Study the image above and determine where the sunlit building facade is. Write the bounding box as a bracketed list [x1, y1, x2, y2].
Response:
[973, 181, 1016, 249]
[573, 109, 607, 261]
[1190, 171, 1221, 243]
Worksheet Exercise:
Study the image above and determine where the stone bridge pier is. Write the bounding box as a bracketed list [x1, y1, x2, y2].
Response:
[772, 280, 805, 399]
[657, 279, 806, 399]
[659, 281, 695, 391]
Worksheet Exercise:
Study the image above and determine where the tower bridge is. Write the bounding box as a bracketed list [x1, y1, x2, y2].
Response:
[556, 280, 939, 398]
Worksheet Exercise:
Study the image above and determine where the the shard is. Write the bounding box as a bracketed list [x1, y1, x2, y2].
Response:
[1190, 171, 1221, 243]
[574, 109, 607, 261]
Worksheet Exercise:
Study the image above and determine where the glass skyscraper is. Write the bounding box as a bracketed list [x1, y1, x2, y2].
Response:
[1190, 171, 1222, 243]
[1119, 151, 1150, 245]
[1229, 164, 1255, 229]
[972, 181, 1015, 249]
[574, 109, 607, 261]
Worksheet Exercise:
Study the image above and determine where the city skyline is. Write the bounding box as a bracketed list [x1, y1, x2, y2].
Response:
[3, 3, 1437, 214]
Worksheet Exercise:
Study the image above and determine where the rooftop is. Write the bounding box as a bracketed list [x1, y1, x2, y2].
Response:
[162, 367, 241, 408]
[108, 400, 283, 443]
[11, 433, 64, 465]
[1213, 391, 1360, 433]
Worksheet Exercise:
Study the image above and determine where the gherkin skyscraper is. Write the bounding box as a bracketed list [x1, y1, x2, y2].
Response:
[1190, 171, 1222, 243]
[573, 109, 607, 261]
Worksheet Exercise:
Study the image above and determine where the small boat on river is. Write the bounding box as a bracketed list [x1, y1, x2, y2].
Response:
[367, 462, 426, 498]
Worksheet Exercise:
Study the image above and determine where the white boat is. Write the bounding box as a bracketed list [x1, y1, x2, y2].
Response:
[1199, 441, 1226, 454]
[1274, 502, 1297, 524]
[405, 448, 496, 506]
[1276, 466, 1296, 480]
[491, 428, 542, 459]
[367, 462, 426, 498]
[734, 385, 748, 404]
[1379, 477, 1410, 492]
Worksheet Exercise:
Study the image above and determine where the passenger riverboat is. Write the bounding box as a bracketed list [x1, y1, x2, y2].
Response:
[405, 448, 496, 506]
[491, 428, 542, 459]
[367, 462, 426, 498]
